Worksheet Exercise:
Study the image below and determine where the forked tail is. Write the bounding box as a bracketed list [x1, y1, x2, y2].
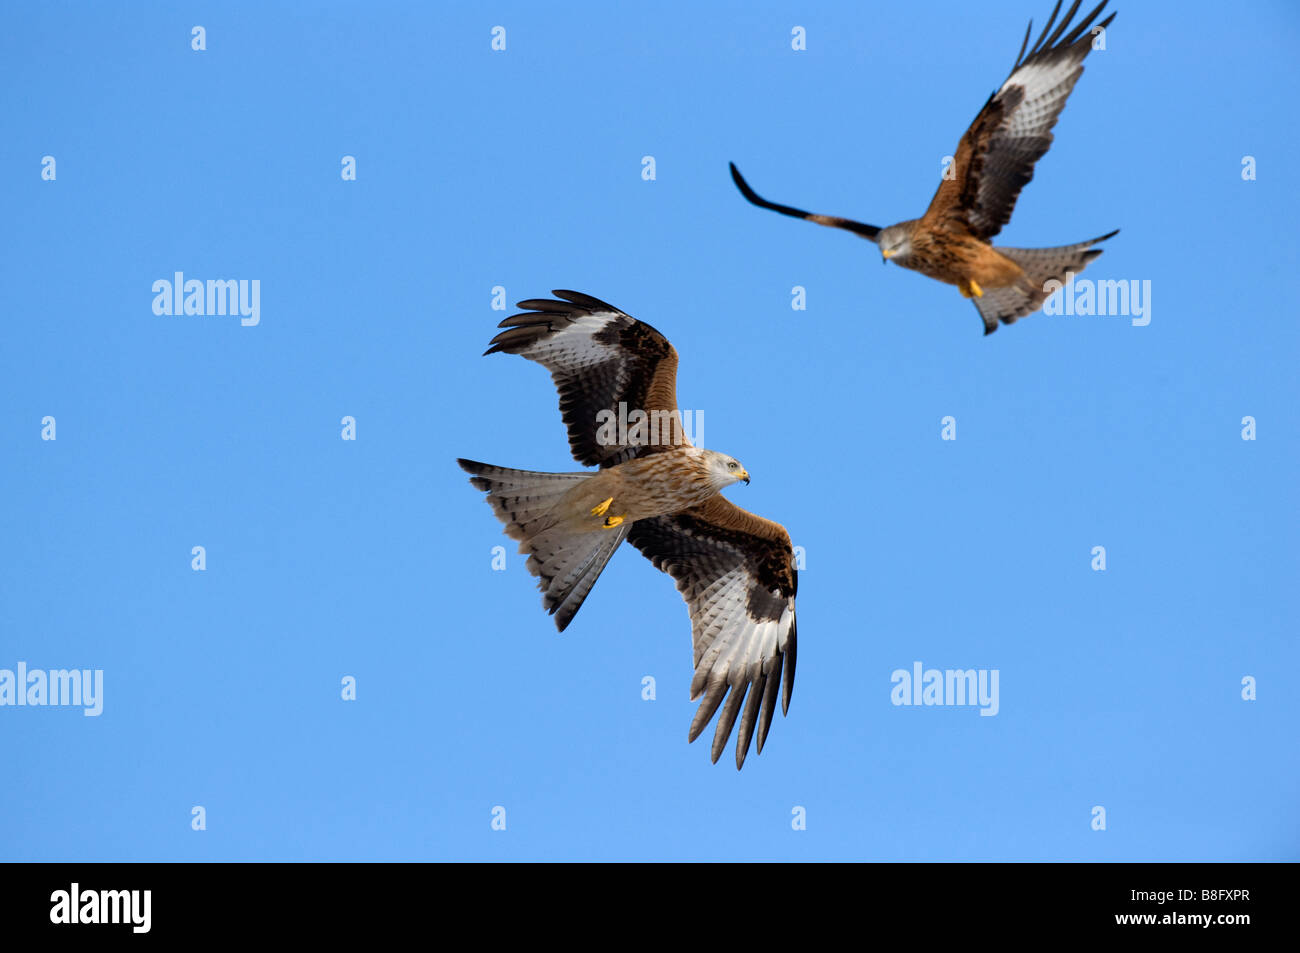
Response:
[457, 458, 629, 631]
[976, 230, 1120, 334]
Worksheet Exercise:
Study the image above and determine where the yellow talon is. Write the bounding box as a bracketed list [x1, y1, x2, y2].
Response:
[591, 497, 613, 517]
[602, 514, 625, 529]
[959, 283, 972, 299]
[969, 279, 984, 298]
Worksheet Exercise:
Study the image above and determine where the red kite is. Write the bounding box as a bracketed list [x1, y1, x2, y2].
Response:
[732, 0, 1119, 334]
[459, 291, 797, 768]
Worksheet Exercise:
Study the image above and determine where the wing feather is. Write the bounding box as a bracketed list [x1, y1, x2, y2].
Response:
[485, 290, 688, 467]
[627, 495, 798, 769]
[689, 680, 729, 744]
[923, 0, 1116, 240]
[756, 653, 784, 753]
[735, 661, 766, 768]
[711, 683, 749, 765]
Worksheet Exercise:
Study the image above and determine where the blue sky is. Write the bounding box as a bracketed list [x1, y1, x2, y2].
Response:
[1, 0, 1296, 861]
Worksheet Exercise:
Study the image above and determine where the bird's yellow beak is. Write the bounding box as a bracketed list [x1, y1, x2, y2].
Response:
[881, 249, 896, 260]
[739, 470, 750, 485]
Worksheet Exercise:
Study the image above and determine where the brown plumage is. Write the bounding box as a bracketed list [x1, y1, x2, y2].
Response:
[731, 0, 1119, 334]
[458, 291, 798, 768]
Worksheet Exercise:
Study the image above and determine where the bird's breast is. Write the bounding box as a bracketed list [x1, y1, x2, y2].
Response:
[610, 450, 717, 520]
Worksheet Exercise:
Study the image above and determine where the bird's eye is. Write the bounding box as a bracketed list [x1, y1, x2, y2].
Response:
[727, 462, 737, 470]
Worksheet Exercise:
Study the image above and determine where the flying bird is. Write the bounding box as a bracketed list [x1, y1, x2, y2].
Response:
[730, 0, 1119, 335]
[458, 290, 798, 769]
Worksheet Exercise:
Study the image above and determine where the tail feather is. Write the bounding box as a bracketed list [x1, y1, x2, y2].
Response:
[531, 521, 630, 631]
[457, 458, 625, 631]
[457, 458, 588, 540]
[976, 229, 1119, 334]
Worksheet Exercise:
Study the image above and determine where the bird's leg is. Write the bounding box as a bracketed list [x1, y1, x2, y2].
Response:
[959, 278, 984, 299]
[590, 497, 613, 517]
[602, 514, 625, 529]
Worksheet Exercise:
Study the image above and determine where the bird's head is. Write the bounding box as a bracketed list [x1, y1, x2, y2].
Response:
[703, 450, 750, 489]
[876, 222, 914, 265]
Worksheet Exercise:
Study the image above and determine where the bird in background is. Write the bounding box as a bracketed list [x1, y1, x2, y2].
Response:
[458, 291, 798, 769]
[730, 0, 1119, 335]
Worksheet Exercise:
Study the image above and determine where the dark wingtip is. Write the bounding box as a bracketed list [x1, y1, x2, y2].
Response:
[1013, 18, 1033, 70]
[547, 289, 623, 313]
[781, 624, 797, 715]
[730, 163, 881, 241]
[729, 162, 761, 204]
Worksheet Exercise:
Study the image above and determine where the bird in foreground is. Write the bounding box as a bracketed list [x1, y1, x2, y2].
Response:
[731, 0, 1119, 335]
[458, 290, 798, 769]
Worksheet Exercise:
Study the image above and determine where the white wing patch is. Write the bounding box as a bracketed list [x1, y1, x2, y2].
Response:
[517, 312, 624, 372]
[997, 57, 1085, 143]
[686, 567, 796, 766]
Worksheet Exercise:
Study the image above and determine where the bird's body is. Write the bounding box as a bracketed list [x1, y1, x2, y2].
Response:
[459, 291, 797, 769]
[731, 0, 1119, 334]
[472, 446, 744, 541]
[901, 220, 1029, 294]
[572, 447, 737, 525]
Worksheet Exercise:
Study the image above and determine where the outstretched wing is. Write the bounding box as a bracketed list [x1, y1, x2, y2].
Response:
[923, 0, 1116, 240]
[485, 290, 687, 468]
[627, 495, 798, 770]
[729, 162, 881, 242]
